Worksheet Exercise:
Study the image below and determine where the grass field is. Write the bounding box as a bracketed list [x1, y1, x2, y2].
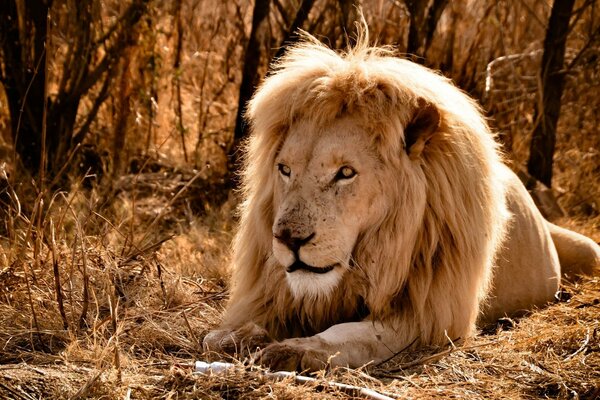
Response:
[0, 173, 598, 399]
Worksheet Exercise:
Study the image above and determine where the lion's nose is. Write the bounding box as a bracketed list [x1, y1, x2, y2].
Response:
[273, 229, 315, 253]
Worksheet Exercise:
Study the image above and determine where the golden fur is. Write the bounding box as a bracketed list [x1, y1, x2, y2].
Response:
[203, 32, 600, 371]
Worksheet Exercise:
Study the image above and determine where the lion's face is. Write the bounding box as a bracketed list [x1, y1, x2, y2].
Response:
[272, 116, 387, 298]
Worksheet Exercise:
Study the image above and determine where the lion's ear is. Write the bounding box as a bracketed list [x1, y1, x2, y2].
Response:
[404, 99, 440, 160]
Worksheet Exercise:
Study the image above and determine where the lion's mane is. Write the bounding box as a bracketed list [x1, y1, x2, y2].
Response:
[222, 34, 511, 345]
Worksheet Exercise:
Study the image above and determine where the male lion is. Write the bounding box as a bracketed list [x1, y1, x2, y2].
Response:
[203, 33, 600, 372]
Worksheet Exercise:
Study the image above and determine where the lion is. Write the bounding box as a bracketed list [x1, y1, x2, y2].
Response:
[203, 32, 600, 372]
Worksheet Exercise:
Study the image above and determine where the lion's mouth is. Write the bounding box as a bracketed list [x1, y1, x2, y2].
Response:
[286, 260, 336, 274]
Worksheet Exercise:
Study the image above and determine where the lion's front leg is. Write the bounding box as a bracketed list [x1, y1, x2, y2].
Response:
[203, 321, 273, 357]
[258, 321, 414, 371]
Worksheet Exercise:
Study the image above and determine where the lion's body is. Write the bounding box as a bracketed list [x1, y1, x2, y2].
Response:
[481, 168, 561, 323]
[204, 33, 600, 371]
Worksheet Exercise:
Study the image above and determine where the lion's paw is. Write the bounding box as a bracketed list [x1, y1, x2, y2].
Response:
[203, 322, 272, 356]
[257, 338, 330, 372]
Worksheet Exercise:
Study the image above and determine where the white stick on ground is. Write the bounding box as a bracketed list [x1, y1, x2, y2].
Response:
[194, 361, 394, 400]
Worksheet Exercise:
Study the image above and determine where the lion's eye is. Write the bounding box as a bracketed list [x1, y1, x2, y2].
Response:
[335, 166, 357, 181]
[278, 163, 291, 177]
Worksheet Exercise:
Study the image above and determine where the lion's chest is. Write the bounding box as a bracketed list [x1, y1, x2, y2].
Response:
[269, 291, 370, 339]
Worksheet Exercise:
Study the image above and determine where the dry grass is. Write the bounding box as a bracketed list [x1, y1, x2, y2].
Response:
[1, 0, 599, 398]
[1, 244, 599, 399]
[0, 172, 598, 399]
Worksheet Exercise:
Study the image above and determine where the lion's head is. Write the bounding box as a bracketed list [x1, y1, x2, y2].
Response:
[271, 102, 441, 298]
[223, 33, 509, 339]
[271, 116, 388, 297]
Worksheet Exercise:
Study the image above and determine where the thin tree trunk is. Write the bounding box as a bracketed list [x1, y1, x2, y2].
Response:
[0, 0, 50, 174]
[173, 0, 188, 162]
[112, 51, 133, 178]
[272, 0, 315, 62]
[424, 0, 449, 51]
[527, 0, 575, 187]
[404, 0, 448, 61]
[405, 0, 429, 57]
[232, 0, 271, 153]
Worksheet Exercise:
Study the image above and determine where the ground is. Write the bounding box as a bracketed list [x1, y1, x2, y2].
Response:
[0, 279, 598, 399]
[0, 180, 598, 399]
